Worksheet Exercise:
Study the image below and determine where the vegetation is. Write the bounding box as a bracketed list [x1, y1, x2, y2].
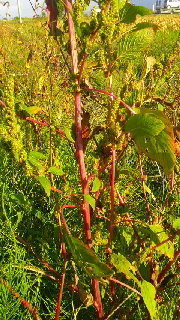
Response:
[0, 1, 179, 319]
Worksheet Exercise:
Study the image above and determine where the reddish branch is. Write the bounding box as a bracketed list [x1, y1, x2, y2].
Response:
[157, 250, 180, 284]
[16, 235, 61, 278]
[46, 0, 58, 35]
[54, 261, 67, 320]
[109, 148, 116, 246]
[63, 0, 103, 317]
[80, 88, 135, 114]
[1, 279, 41, 320]
[110, 278, 141, 296]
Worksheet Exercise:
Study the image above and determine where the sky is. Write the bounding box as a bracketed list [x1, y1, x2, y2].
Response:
[0, 0, 155, 19]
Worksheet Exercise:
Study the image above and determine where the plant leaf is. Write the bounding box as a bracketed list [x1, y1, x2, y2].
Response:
[111, 253, 140, 285]
[84, 194, 96, 210]
[92, 177, 101, 192]
[63, 229, 113, 278]
[141, 280, 159, 320]
[120, 4, 153, 24]
[149, 225, 174, 259]
[36, 176, 51, 197]
[173, 218, 180, 230]
[28, 157, 44, 169]
[131, 22, 159, 33]
[48, 166, 64, 176]
[28, 151, 47, 160]
[125, 108, 176, 175]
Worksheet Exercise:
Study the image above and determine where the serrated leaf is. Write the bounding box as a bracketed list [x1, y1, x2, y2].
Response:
[149, 225, 174, 259]
[63, 229, 113, 278]
[29, 151, 47, 160]
[92, 177, 101, 192]
[48, 166, 64, 176]
[36, 176, 51, 197]
[111, 253, 140, 285]
[172, 218, 180, 230]
[84, 194, 96, 210]
[125, 109, 176, 175]
[141, 280, 159, 320]
[120, 3, 153, 24]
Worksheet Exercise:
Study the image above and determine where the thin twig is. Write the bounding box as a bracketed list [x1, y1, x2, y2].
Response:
[103, 293, 134, 320]
[54, 260, 68, 320]
[110, 278, 141, 296]
[80, 88, 135, 114]
[109, 148, 116, 247]
[16, 235, 61, 278]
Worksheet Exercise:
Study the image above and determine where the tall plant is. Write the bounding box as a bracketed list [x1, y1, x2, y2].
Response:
[0, 1, 179, 319]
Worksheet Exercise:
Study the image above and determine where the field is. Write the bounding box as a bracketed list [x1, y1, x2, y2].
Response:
[0, 4, 179, 320]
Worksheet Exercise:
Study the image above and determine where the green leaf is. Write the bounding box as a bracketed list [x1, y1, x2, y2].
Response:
[144, 184, 156, 200]
[13, 264, 47, 276]
[28, 157, 44, 169]
[141, 280, 159, 320]
[120, 3, 153, 24]
[64, 128, 75, 142]
[63, 229, 113, 278]
[111, 253, 140, 285]
[149, 225, 174, 259]
[131, 22, 159, 33]
[125, 109, 176, 175]
[21, 106, 42, 115]
[84, 194, 96, 210]
[28, 151, 47, 160]
[48, 166, 64, 176]
[173, 218, 180, 230]
[36, 176, 51, 197]
[92, 177, 101, 192]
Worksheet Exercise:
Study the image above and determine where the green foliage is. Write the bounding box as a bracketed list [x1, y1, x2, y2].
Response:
[120, 3, 153, 24]
[0, 4, 179, 319]
[149, 224, 174, 259]
[111, 253, 140, 285]
[63, 229, 113, 278]
[141, 280, 159, 320]
[84, 194, 96, 209]
[125, 109, 176, 175]
[36, 176, 51, 197]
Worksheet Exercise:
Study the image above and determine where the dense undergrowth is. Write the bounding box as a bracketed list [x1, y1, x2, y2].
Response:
[0, 4, 179, 320]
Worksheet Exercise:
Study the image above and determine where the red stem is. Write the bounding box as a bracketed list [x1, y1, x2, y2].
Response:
[16, 235, 61, 278]
[51, 187, 80, 205]
[54, 261, 67, 320]
[63, 1, 103, 317]
[26, 117, 49, 126]
[109, 149, 116, 247]
[80, 88, 135, 114]
[157, 250, 180, 284]
[1, 279, 41, 320]
[110, 278, 141, 296]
